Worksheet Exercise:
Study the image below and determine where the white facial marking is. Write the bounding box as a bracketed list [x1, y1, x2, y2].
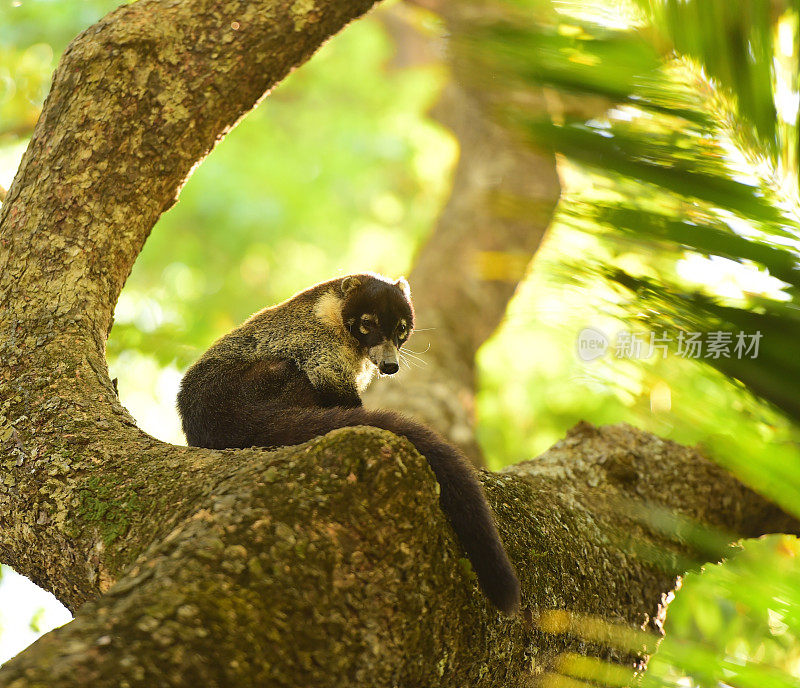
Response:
[313, 291, 344, 330]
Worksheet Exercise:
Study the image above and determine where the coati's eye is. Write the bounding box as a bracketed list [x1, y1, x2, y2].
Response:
[359, 313, 377, 335]
[396, 321, 408, 339]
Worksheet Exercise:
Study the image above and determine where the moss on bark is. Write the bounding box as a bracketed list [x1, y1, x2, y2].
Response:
[1, 424, 795, 686]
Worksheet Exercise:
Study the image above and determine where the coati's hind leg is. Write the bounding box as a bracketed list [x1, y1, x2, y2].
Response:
[211, 404, 521, 614]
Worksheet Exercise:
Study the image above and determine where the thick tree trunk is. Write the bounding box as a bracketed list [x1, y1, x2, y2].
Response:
[0, 1, 795, 686]
[363, 4, 561, 465]
[0, 423, 794, 686]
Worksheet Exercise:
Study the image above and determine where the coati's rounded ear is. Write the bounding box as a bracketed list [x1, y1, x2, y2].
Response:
[395, 277, 411, 298]
[341, 276, 361, 295]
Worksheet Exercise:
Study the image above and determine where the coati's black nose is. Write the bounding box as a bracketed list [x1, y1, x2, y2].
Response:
[379, 361, 399, 375]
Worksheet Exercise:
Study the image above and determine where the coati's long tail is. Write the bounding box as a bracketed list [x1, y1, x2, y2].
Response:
[198, 404, 521, 614]
[365, 410, 522, 615]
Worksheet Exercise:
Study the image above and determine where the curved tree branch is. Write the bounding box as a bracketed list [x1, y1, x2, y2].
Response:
[0, 423, 795, 686]
[0, 0, 380, 611]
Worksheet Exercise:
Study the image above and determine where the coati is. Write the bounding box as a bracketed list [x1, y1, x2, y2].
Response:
[177, 273, 521, 614]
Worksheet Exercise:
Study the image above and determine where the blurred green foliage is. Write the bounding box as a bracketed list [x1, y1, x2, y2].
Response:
[472, 0, 800, 684]
[473, 0, 800, 515]
[108, 13, 453, 371]
[3, 0, 800, 685]
[27, 608, 44, 634]
[0, 0, 118, 141]
[645, 536, 800, 688]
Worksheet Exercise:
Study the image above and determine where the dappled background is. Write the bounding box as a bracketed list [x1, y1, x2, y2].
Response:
[3, 0, 800, 684]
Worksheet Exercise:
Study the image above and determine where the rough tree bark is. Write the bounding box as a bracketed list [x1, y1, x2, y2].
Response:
[364, 2, 561, 465]
[0, 1, 796, 686]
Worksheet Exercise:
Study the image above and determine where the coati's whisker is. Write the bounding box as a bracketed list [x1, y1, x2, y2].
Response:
[402, 343, 431, 355]
[398, 350, 423, 365]
[398, 354, 424, 369]
[397, 352, 413, 370]
[399, 349, 427, 365]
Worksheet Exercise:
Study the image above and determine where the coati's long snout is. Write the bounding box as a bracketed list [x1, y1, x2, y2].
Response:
[369, 341, 399, 375]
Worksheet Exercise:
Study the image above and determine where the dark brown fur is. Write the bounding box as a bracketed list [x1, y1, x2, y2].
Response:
[177, 275, 521, 613]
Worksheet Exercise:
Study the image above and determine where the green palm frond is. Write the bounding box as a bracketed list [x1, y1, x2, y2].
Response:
[475, 0, 800, 426]
[472, 6, 800, 681]
[635, 0, 783, 162]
